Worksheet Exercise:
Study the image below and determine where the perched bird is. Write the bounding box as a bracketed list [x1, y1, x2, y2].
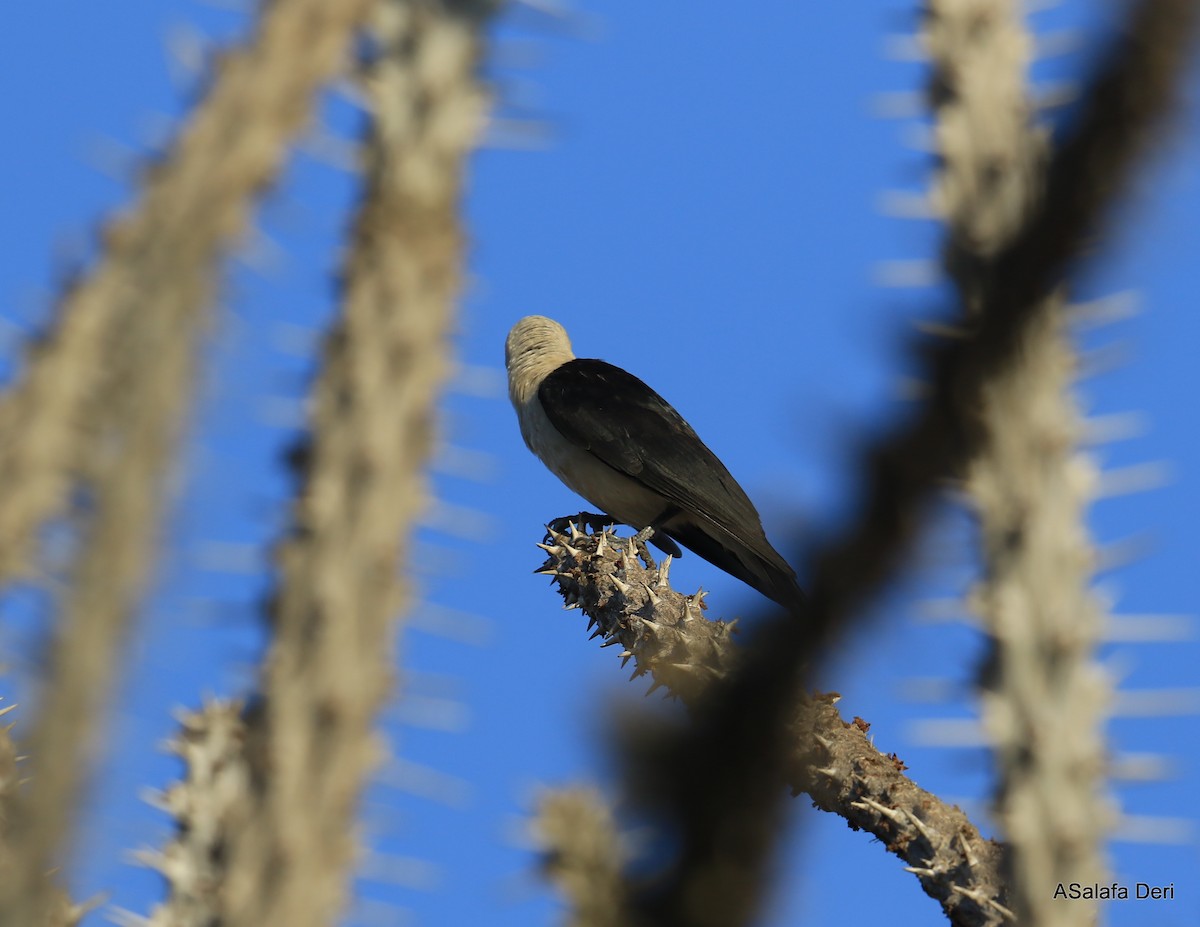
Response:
[505, 315, 804, 610]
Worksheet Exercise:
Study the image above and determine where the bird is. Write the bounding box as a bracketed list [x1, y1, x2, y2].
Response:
[505, 315, 805, 611]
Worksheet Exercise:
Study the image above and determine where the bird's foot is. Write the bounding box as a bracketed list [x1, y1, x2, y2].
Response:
[630, 526, 658, 569]
[548, 512, 611, 536]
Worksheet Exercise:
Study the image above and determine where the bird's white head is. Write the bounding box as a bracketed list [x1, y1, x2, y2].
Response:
[505, 315, 576, 406]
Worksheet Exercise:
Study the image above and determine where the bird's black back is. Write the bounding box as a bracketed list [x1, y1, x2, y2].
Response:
[538, 358, 799, 598]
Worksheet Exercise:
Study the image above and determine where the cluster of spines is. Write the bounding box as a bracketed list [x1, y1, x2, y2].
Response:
[535, 519, 730, 700]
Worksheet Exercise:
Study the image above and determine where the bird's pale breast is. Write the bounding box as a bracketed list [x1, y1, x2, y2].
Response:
[516, 394, 665, 527]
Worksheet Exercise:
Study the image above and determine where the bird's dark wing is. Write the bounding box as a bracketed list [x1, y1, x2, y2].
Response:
[538, 359, 751, 523]
[538, 358, 800, 602]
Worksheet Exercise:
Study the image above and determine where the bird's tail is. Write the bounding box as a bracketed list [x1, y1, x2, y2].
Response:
[755, 561, 807, 614]
[665, 521, 806, 616]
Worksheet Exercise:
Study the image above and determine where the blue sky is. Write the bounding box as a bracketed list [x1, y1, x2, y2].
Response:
[2, 2, 1198, 925]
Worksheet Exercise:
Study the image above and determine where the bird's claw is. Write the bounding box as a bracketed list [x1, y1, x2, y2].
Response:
[548, 512, 610, 536]
[630, 526, 658, 568]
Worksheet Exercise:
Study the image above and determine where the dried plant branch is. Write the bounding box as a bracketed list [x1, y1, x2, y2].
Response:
[5, 240, 209, 927]
[135, 701, 251, 927]
[0, 2, 383, 921]
[980, 0, 1199, 321]
[925, 1, 1124, 920]
[968, 307, 1112, 926]
[216, 3, 491, 926]
[792, 702, 1013, 927]
[573, 4, 1198, 925]
[925, 0, 1042, 282]
[535, 525, 1011, 927]
[0, 701, 91, 927]
[0, 0, 379, 584]
[534, 786, 629, 927]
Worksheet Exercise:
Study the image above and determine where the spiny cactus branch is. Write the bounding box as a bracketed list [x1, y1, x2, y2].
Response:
[925, 0, 1123, 922]
[216, 3, 492, 927]
[136, 701, 251, 927]
[536, 523, 1010, 927]
[533, 787, 629, 927]
[0, 700, 94, 927]
[0, 2, 389, 922]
